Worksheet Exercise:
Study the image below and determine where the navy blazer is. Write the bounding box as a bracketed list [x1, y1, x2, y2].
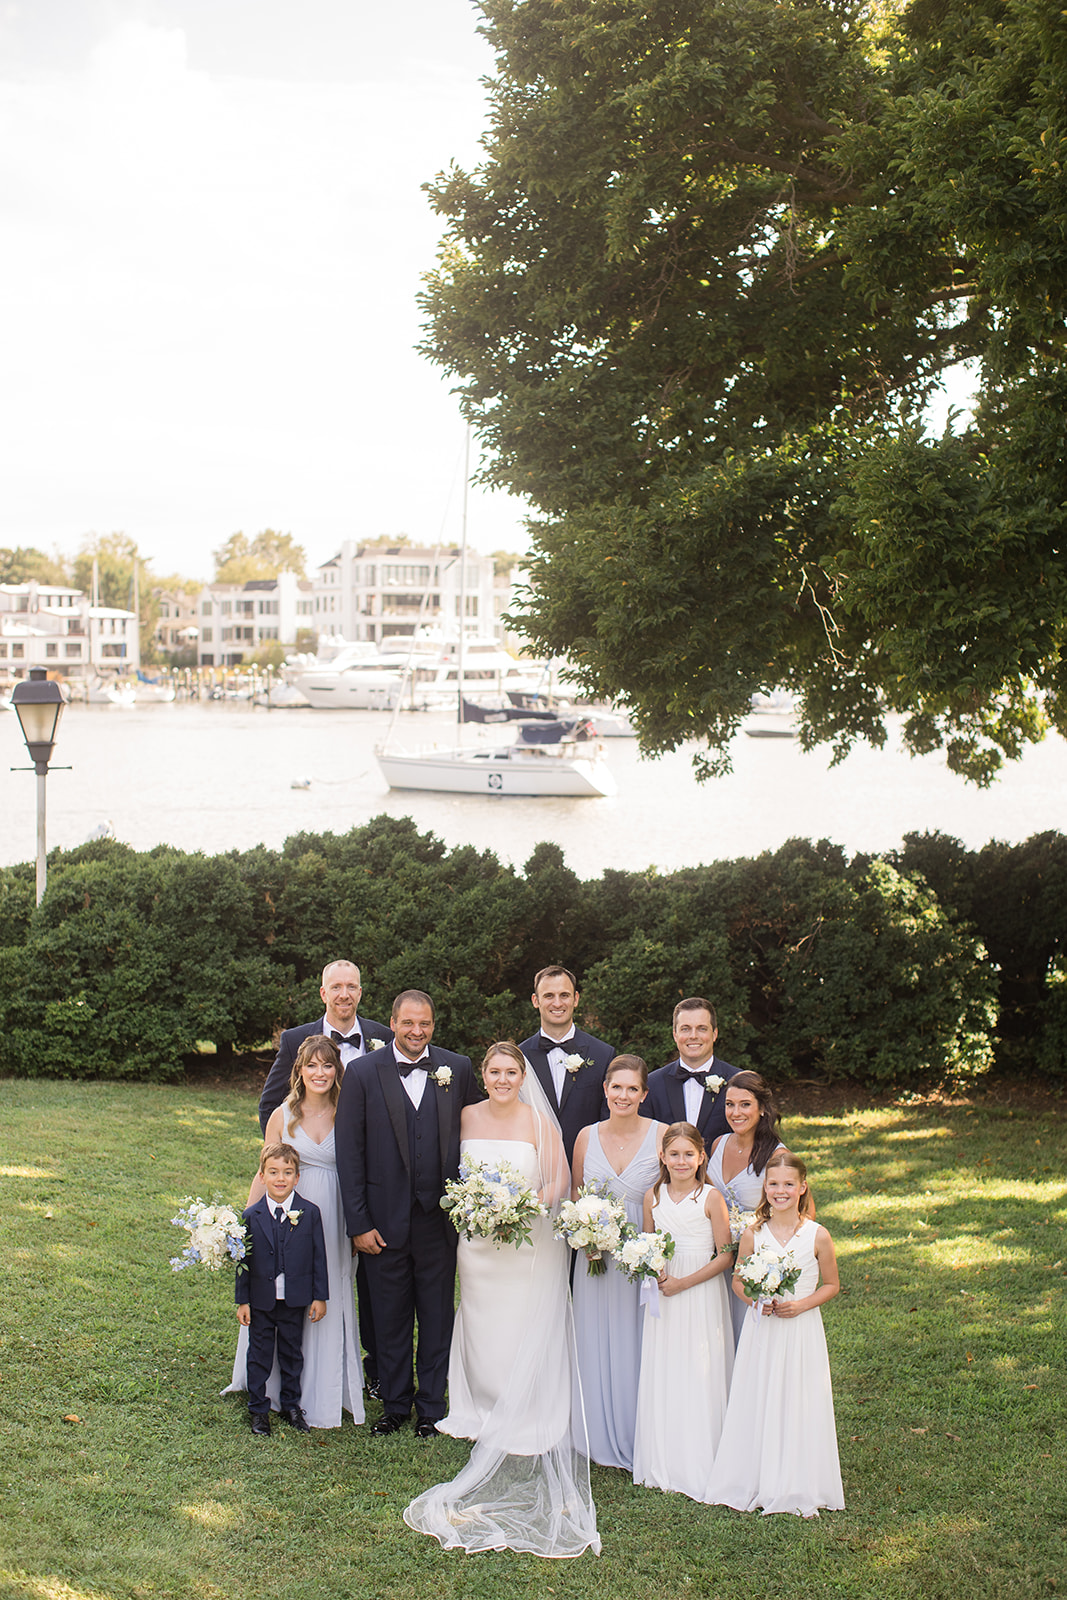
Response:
[334, 1044, 479, 1252]
[236, 1191, 329, 1311]
[519, 1026, 615, 1163]
[258, 1014, 394, 1132]
[641, 1057, 741, 1148]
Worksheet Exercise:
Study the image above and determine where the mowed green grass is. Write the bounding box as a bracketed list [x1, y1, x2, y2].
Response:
[1, 1079, 1063, 1600]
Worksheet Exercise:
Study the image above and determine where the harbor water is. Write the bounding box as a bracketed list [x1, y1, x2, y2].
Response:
[2, 699, 1065, 878]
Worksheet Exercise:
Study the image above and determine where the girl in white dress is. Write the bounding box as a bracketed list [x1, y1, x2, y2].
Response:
[632, 1122, 735, 1502]
[707, 1149, 843, 1516]
[223, 1036, 365, 1429]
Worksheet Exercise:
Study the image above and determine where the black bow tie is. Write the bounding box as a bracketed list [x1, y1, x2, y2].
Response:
[331, 1030, 361, 1049]
[678, 1068, 712, 1085]
[397, 1057, 427, 1077]
[538, 1035, 573, 1055]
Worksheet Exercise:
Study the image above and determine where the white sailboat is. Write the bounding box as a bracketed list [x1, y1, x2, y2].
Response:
[374, 433, 617, 798]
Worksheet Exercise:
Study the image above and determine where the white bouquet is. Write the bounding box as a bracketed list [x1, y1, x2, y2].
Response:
[613, 1229, 676, 1283]
[441, 1155, 545, 1248]
[736, 1242, 801, 1302]
[554, 1182, 632, 1276]
[727, 1199, 757, 1247]
[170, 1197, 249, 1274]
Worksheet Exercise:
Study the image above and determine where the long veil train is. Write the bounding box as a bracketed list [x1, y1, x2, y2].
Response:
[403, 1065, 600, 1558]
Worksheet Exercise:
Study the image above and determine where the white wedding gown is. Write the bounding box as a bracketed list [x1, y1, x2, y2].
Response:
[439, 1139, 570, 1452]
[404, 1083, 600, 1558]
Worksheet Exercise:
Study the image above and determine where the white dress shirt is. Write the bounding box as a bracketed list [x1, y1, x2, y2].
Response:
[268, 1190, 296, 1298]
[393, 1047, 429, 1108]
[541, 1025, 577, 1102]
[682, 1055, 718, 1125]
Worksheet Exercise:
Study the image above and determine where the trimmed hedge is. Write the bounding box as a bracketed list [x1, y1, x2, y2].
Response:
[1, 817, 1062, 1086]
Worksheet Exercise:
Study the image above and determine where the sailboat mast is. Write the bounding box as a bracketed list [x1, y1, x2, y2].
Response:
[457, 426, 470, 727]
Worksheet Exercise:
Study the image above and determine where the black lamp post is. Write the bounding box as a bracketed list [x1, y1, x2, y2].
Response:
[11, 666, 68, 904]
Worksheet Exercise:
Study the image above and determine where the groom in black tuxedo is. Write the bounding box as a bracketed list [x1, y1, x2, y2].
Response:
[519, 965, 615, 1163]
[641, 997, 741, 1146]
[334, 989, 479, 1437]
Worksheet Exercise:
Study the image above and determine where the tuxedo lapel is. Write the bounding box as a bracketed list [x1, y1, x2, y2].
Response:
[375, 1055, 412, 1179]
[528, 1050, 560, 1113]
[428, 1049, 454, 1172]
[666, 1063, 688, 1125]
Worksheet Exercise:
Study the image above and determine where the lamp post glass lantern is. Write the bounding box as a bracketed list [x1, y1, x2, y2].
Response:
[11, 666, 68, 904]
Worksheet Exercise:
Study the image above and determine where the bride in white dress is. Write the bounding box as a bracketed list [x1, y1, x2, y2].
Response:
[223, 1036, 365, 1429]
[404, 1042, 600, 1558]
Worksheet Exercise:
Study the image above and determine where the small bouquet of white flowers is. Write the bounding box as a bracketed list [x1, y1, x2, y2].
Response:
[554, 1182, 633, 1276]
[736, 1242, 801, 1303]
[170, 1197, 249, 1274]
[612, 1229, 675, 1283]
[727, 1200, 757, 1247]
[441, 1156, 545, 1248]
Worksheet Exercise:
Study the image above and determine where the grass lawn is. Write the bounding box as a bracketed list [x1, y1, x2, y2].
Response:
[2, 1077, 1064, 1600]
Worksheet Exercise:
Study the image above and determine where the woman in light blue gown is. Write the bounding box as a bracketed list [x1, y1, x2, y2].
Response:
[707, 1070, 785, 1345]
[570, 1055, 665, 1471]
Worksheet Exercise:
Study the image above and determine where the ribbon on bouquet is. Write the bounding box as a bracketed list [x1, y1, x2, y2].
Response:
[748, 1294, 774, 1345]
[639, 1279, 662, 1319]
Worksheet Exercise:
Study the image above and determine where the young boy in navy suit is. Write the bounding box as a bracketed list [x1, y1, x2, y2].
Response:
[236, 1142, 328, 1436]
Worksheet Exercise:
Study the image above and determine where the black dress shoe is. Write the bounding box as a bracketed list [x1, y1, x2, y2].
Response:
[414, 1419, 440, 1439]
[370, 1413, 407, 1436]
[365, 1378, 382, 1402]
[249, 1413, 271, 1436]
[280, 1406, 310, 1432]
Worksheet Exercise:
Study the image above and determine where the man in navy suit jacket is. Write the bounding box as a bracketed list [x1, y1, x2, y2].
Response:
[641, 997, 741, 1148]
[519, 965, 615, 1163]
[237, 1141, 329, 1435]
[258, 958, 393, 1130]
[334, 989, 480, 1437]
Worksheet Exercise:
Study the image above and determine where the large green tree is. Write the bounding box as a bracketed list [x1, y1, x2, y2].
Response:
[213, 530, 306, 583]
[420, 0, 1067, 780]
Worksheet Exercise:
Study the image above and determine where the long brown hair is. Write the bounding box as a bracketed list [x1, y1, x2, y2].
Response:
[651, 1122, 708, 1207]
[754, 1149, 814, 1224]
[726, 1070, 782, 1176]
[284, 1035, 343, 1134]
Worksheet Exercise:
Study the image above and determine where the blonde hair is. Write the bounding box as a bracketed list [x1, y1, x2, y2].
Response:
[754, 1149, 814, 1223]
[480, 1040, 527, 1079]
[285, 1035, 343, 1136]
[651, 1122, 708, 1207]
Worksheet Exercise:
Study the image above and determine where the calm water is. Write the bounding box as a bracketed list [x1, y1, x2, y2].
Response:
[2, 699, 1065, 876]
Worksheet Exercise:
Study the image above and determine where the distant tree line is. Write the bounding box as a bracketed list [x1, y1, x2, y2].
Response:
[0, 816, 1062, 1086]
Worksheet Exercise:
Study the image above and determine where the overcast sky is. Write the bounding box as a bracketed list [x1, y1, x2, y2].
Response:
[0, 0, 526, 582]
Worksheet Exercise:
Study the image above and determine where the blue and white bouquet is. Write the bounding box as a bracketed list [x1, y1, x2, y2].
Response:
[612, 1229, 675, 1283]
[170, 1196, 249, 1274]
[441, 1156, 545, 1248]
[736, 1242, 801, 1302]
[727, 1199, 757, 1247]
[554, 1182, 632, 1276]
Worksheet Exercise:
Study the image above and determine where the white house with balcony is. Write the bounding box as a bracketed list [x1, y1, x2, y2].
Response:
[0, 582, 140, 678]
[311, 543, 501, 646]
[195, 572, 307, 666]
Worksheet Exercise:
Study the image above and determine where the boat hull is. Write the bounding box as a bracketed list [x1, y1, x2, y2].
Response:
[376, 746, 616, 798]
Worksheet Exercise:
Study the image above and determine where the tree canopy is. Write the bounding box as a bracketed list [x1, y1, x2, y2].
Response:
[420, 0, 1067, 781]
[213, 530, 307, 584]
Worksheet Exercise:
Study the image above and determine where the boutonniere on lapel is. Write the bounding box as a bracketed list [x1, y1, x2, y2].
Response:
[287, 1210, 303, 1227]
[704, 1073, 725, 1095]
[369, 1037, 388, 1050]
[563, 1053, 592, 1074]
[432, 1065, 453, 1090]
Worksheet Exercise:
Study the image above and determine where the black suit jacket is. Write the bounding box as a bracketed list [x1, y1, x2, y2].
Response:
[519, 1026, 616, 1163]
[236, 1191, 329, 1310]
[334, 1044, 479, 1252]
[258, 1014, 394, 1132]
[641, 1057, 741, 1147]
